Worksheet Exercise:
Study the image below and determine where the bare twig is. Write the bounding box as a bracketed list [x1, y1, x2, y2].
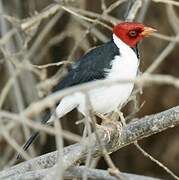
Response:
[0, 111, 81, 143]
[152, 0, 179, 7]
[14, 166, 160, 180]
[134, 142, 179, 180]
[125, 0, 142, 22]
[145, 33, 179, 73]
[31, 61, 71, 69]
[20, 74, 179, 119]
[1, 105, 179, 179]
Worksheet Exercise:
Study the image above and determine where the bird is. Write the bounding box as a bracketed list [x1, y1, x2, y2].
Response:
[19, 22, 156, 156]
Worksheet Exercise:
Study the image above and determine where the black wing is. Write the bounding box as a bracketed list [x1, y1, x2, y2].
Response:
[53, 40, 119, 92]
[17, 40, 119, 158]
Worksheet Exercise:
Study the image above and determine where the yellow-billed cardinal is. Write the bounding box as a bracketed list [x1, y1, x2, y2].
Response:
[19, 22, 156, 155]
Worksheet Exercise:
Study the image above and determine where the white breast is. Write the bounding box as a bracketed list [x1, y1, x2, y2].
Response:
[56, 35, 139, 118]
[76, 34, 139, 115]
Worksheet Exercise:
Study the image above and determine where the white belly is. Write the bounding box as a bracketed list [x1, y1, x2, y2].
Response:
[56, 35, 139, 118]
[77, 83, 134, 114]
[77, 57, 138, 115]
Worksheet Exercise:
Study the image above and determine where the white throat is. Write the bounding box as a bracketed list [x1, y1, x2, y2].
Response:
[112, 34, 139, 65]
[107, 34, 139, 80]
[113, 34, 131, 51]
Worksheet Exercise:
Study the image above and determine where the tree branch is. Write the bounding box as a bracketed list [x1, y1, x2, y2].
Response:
[14, 166, 160, 180]
[1, 105, 179, 179]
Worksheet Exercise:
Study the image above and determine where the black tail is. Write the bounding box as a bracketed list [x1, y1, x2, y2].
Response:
[17, 113, 52, 160]
[16, 132, 39, 159]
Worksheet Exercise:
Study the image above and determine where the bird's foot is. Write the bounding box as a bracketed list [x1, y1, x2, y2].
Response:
[116, 111, 126, 126]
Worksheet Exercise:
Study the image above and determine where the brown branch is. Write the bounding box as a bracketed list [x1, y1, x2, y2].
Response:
[1, 105, 179, 179]
[14, 166, 160, 180]
[125, 0, 142, 22]
[21, 74, 179, 119]
[153, 0, 179, 7]
[19, 2, 116, 35]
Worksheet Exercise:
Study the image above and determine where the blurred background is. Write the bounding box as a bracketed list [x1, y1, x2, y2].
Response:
[0, 0, 179, 179]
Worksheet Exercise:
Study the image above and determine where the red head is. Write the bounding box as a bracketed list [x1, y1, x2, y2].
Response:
[113, 22, 156, 47]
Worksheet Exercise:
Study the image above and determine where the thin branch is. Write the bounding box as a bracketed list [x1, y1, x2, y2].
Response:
[125, 0, 142, 22]
[1, 105, 179, 179]
[31, 61, 71, 69]
[146, 33, 179, 73]
[20, 74, 179, 119]
[105, 0, 127, 14]
[152, 32, 179, 42]
[83, 93, 125, 180]
[152, 0, 179, 7]
[14, 166, 160, 180]
[20, 3, 113, 35]
[0, 123, 31, 161]
[134, 142, 179, 180]
[117, 112, 177, 179]
[0, 111, 82, 143]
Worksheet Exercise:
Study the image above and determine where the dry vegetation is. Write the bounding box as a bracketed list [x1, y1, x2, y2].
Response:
[0, 0, 179, 179]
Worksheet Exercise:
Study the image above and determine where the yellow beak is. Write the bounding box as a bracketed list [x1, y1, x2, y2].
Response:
[141, 27, 157, 36]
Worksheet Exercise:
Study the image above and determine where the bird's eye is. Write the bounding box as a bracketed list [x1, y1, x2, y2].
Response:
[129, 30, 138, 37]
